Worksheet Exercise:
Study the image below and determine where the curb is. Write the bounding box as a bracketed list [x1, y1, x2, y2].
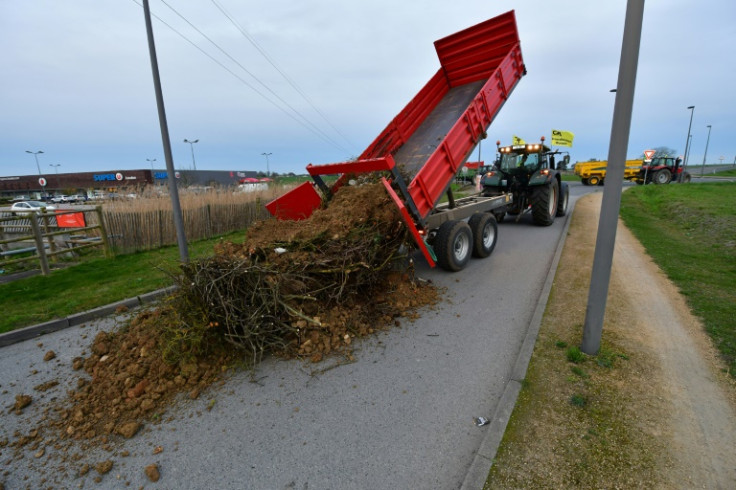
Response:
[0, 286, 177, 348]
[460, 199, 577, 490]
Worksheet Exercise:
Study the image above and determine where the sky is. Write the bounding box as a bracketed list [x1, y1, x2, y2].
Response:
[1, 0, 734, 177]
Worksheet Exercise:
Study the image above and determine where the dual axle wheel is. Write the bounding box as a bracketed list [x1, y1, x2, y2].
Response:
[433, 213, 498, 272]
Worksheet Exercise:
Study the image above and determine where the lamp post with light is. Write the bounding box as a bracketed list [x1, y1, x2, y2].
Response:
[49, 163, 61, 174]
[25, 150, 44, 176]
[183, 139, 199, 170]
[700, 125, 712, 176]
[261, 152, 272, 177]
[681, 105, 695, 182]
[147, 158, 157, 171]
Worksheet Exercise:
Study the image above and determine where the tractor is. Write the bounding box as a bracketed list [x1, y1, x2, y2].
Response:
[480, 138, 569, 226]
[634, 156, 691, 185]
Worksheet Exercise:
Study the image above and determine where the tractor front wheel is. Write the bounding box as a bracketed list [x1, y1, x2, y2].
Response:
[556, 182, 569, 217]
[434, 220, 472, 271]
[531, 179, 558, 226]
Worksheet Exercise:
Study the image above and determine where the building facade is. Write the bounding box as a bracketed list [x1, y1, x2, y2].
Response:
[0, 169, 259, 199]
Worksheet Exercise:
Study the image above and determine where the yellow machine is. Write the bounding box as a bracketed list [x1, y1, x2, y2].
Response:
[573, 159, 642, 186]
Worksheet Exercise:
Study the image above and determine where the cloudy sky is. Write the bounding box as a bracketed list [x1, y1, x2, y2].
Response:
[1, 0, 734, 177]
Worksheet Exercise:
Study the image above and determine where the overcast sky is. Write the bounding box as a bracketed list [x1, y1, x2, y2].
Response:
[1, 0, 734, 177]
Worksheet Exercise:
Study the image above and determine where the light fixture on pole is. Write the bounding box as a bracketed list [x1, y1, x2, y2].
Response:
[681, 105, 695, 182]
[147, 158, 157, 171]
[261, 152, 272, 177]
[700, 125, 712, 177]
[183, 139, 199, 170]
[25, 150, 44, 176]
[49, 163, 61, 174]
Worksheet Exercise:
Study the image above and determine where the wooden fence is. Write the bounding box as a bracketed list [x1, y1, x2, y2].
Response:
[103, 200, 271, 253]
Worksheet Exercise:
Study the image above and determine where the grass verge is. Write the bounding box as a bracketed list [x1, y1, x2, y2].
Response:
[619, 182, 736, 375]
[0, 230, 246, 333]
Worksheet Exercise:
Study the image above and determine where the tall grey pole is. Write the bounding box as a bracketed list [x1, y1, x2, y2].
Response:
[261, 152, 272, 177]
[184, 139, 199, 171]
[142, 0, 189, 263]
[581, 0, 645, 355]
[700, 125, 712, 176]
[681, 106, 695, 182]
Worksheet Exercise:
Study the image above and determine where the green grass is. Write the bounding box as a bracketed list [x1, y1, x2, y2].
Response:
[0, 230, 246, 333]
[620, 182, 736, 376]
[714, 167, 736, 177]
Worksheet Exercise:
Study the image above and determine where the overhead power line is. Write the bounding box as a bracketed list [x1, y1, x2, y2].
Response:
[210, 0, 358, 153]
[131, 0, 351, 154]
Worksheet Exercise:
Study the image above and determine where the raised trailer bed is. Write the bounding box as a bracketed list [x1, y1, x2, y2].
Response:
[267, 11, 526, 271]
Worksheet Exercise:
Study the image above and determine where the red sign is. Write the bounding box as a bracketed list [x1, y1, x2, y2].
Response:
[644, 150, 656, 161]
[56, 211, 86, 228]
[38, 177, 47, 187]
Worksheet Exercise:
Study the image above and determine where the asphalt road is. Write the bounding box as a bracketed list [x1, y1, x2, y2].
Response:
[1, 183, 599, 489]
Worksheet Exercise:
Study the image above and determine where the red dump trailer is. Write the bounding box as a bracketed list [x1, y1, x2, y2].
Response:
[267, 11, 526, 271]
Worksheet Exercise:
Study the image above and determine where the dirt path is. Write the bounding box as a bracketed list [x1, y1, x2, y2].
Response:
[609, 195, 736, 488]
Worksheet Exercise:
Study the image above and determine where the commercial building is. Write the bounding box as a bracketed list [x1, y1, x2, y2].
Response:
[0, 169, 260, 200]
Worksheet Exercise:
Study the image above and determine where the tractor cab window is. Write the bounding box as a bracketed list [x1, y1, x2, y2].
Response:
[500, 152, 539, 171]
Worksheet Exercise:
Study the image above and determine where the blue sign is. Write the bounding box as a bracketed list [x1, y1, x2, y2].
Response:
[93, 174, 117, 181]
[154, 172, 168, 179]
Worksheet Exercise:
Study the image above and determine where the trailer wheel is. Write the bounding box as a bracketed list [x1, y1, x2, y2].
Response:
[435, 220, 472, 271]
[468, 213, 498, 258]
[556, 182, 569, 217]
[587, 175, 600, 186]
[653, 169, 672, 184]
[581, 178, 589, 186]
[531, 179, 558, 226]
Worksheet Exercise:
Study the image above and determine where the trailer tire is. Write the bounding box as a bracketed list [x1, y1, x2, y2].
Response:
[653, 169, 672, 184]
[468, 213, 498, 258]
[587, 175, 600, 186]
[581, 178, 589, 186]
[435, 220, 472, 271]
[556, 182, 569, 217]
[531, 179, 558, 226]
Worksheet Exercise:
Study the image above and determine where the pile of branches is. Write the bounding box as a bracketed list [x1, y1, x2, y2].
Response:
[172, 182, 412, 364]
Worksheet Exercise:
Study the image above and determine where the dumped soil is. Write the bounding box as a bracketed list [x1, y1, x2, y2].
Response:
[2, 182, 440, 486]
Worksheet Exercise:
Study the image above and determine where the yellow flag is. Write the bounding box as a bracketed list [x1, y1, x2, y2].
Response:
[551, 129, 574, 147]
[512, 135, 525, 145]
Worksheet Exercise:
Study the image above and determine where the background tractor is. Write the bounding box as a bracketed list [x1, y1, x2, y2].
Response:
[480, 138, 569, 226]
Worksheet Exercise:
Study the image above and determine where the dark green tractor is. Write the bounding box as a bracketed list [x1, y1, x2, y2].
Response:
[480, 139, 569, 226]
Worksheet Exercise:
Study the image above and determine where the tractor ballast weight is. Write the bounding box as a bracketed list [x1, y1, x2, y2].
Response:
[266, 11, 526, 270]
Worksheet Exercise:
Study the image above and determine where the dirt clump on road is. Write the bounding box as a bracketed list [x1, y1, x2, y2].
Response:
[3, 182, 439, 487]
[487, 192, 736, 489]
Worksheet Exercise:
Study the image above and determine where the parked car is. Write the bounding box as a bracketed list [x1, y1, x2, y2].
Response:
[51, 195, 69, 203]
[10, 201, 56, 214]
[68, 194, 88, 203]
[11, 195, 31, 202]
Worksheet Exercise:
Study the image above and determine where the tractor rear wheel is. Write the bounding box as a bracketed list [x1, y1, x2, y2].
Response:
[434, 220, 472, 271]
[587, 175, 600, 186]
[653, 169, 672, 184]
[468, 213, 498, 258]
[531, 179, 558, 226]
[682, 171, 692, 183]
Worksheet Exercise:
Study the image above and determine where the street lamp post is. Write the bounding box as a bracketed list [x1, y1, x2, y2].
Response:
[681, 105, 695, 182]
[183, 139, 199, 170]
[49, 163, 61, 174]
[25, 150, 44, 176]
[700, 125, 712, 177]
[261, 152, 272, 177]
[147, 158, 157, 171]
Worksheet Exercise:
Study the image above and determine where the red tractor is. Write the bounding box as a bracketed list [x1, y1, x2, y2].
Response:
[634, 156, 691, 185]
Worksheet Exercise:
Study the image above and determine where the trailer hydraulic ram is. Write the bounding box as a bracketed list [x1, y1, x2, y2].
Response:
[267, 10, 526, 271]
